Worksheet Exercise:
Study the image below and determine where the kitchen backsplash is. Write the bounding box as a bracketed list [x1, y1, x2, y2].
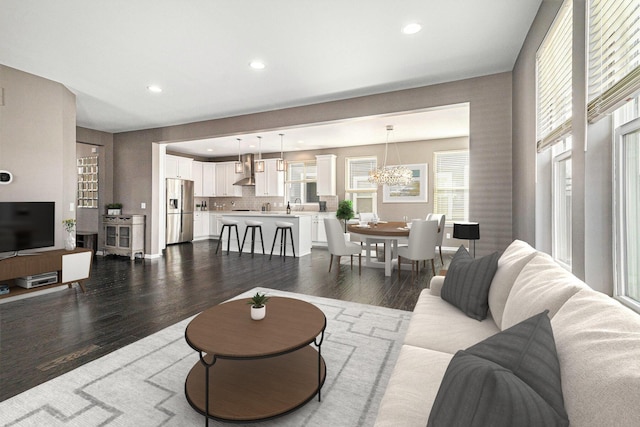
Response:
[195, 186, 338, 212]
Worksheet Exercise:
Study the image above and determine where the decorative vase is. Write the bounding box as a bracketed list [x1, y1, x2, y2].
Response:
[251, 305, 266, 320]
[65, 232, 76, 251]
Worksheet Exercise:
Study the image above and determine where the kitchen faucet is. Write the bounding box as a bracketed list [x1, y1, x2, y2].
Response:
[294, 198, 303, 211]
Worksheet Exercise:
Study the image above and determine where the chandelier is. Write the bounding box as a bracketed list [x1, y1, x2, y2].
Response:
[368, 125, 412, 186]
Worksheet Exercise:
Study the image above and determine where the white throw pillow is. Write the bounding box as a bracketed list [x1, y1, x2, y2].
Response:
[488, 239, 538, 329]
[501, 252, 588, 330]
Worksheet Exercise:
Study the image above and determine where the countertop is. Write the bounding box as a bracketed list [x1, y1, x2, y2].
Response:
[199, 210, 333, 217]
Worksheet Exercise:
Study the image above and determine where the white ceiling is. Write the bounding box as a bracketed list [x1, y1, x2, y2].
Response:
[0, 0, 541, 157]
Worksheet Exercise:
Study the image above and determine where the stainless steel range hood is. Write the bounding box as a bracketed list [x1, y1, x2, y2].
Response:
[233, 153, 255, 186]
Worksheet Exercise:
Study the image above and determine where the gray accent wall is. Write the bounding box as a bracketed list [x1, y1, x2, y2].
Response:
[115, 73, 514, 258]
[0, 64, 76, 251]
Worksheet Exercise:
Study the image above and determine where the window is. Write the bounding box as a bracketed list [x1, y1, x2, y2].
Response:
[345, 157, 377, 214]
[286, 160, 319, 204]
[613, 116, 640, 312]
[77, 155, 98, 208]
[536, 0, 572, 152]
[552, 139, 572, 269]
[433, 150, 469, 223]
[588, 0, 640, 123]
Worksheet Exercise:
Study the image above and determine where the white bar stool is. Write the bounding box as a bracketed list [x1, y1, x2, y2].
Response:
[269, 221, 296, 260]
[215, 219, 240, 255]
[240, 220, 265, 257]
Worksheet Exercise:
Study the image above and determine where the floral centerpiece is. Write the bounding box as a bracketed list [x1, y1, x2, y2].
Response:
[62, 218, 76, 250]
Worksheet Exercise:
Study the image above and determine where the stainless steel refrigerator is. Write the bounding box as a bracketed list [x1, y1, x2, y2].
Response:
[166, 178, 194, 244]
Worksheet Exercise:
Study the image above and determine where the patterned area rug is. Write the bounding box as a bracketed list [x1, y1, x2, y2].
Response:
[0, 288, 411, 426]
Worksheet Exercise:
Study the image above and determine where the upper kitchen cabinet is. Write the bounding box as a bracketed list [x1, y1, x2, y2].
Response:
[255, 158, 284, 197]
[316, 154, 337, 196]
[166, 154, 193, 180]
[215, 162, 243, 197]
[202, 162, 216, 197]
[192, 161, 204, 196]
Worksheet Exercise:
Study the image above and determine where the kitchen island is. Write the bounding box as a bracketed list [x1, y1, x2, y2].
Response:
[220, 212, 312, 257]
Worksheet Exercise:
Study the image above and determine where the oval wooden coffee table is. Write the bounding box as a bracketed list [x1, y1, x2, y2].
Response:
[185, 296, 327, 425]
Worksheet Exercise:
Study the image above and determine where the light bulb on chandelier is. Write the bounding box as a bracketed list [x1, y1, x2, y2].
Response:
[368, 125, 412, 186]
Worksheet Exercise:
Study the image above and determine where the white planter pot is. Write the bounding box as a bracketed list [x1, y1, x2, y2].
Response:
[107, 209, 121, 215]
[344, 232, 351, 242]
[251, 305, 266, 320]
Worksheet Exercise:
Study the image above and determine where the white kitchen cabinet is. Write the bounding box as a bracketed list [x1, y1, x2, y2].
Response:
[193, 211, 210, 239]
[215, 162, 243, 197]
[316, 154, 337, 196]
[192, 161, 204, 196]
[312, 212, 332, 246]
[210, 213, 223, 237]
[255, 158, 284, 197]
[166, 154, 193, 179]
[202, 162, 216, 197]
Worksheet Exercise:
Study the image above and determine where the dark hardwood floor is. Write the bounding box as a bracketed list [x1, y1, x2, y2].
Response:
[0, 240, 450, 402]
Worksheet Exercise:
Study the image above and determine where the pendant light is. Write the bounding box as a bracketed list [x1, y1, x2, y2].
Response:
[276, 133, 285, 171]
[255, 136, 265, 173]
[368, 125, 412, 186]
[234, 138, 243, 174]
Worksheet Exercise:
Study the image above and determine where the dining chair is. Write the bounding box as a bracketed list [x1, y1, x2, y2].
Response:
[350, 213, 382, 257]
[324, 217, 361, 276]
[426, 213, 446, 264]
[397, 219, 438, 280]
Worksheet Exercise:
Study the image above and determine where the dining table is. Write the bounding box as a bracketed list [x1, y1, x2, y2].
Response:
[347, 221, 409, 276]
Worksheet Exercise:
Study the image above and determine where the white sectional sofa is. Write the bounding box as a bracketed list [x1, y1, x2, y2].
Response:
[375, 240, 640, 426]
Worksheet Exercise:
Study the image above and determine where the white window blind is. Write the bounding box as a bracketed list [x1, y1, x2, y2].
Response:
[536, 0, 573, 152]
[346, 157, 377, 192]
[433, 150, 469, 222]
[588, 0, 640, 123]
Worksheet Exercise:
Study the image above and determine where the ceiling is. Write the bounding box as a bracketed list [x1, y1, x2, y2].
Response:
[0, 0, 542, 157]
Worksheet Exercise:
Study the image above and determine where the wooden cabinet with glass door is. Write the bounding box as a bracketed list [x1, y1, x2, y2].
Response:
[102, 215, 145, 260]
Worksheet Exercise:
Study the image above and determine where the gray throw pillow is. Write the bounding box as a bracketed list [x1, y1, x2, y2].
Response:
[427, 311, 569, 427]
[441, 245, 499, 320]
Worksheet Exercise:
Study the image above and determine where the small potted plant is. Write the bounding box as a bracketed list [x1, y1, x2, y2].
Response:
[106, 203, 123, 215]
[62, 218, 76, 250]
[336, 199, 355, 234]
[248, 292, 270, 320]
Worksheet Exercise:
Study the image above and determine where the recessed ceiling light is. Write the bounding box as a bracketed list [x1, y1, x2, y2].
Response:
[250, 60, 266, 70]
[249, 144, 256, 148]
[147, 85, 162, 93]
[402, 23, 422, 35]
[207, 148, 214, 152]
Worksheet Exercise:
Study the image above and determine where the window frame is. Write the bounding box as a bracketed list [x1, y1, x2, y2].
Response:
[552, 140, 572, 270]
[613, 116, 640, 313]
[345, 156, 378, 214]
[285, 159, 318, 205]
[433, 149, 470, 224]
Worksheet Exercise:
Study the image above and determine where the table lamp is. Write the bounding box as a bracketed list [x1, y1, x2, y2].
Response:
[453, 222, 480, 257]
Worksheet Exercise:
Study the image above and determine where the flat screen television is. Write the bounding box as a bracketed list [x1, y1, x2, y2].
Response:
[0, 202, 55, 254]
